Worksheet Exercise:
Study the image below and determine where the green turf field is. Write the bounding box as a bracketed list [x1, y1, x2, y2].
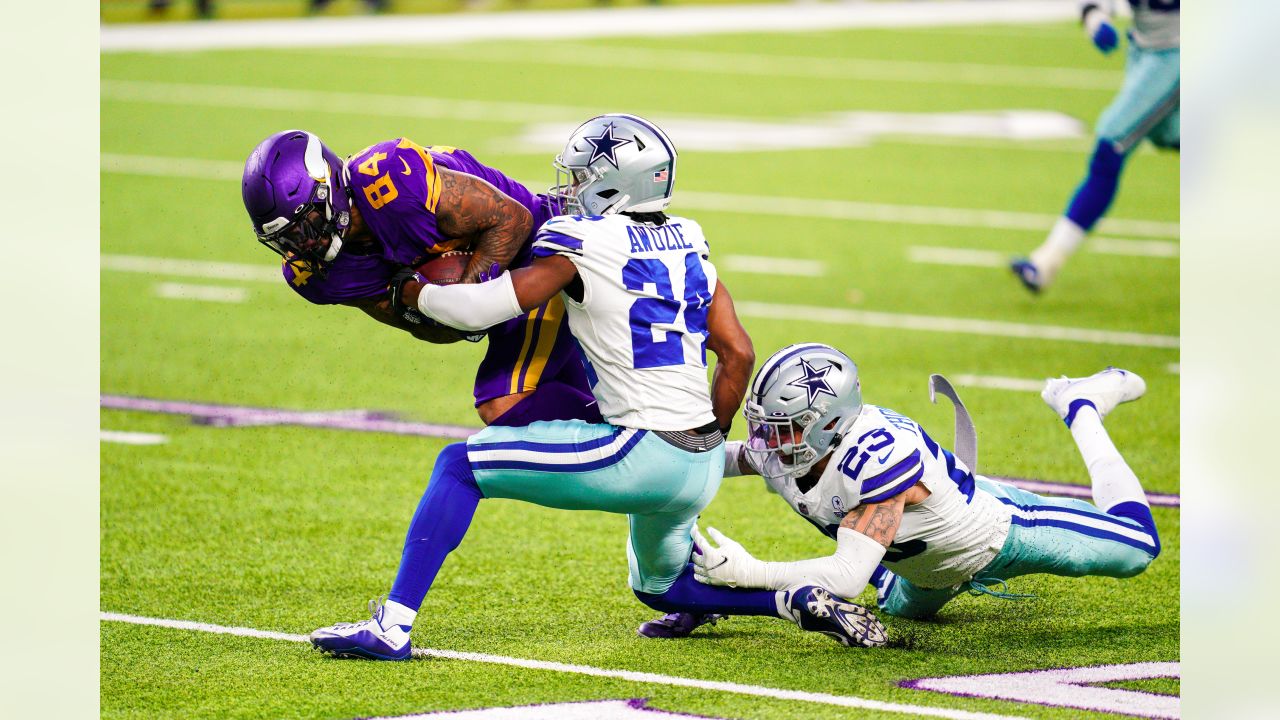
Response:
[101, 11, 1179, 719]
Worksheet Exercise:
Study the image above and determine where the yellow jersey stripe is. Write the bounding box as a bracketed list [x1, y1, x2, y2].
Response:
[520, 296, 565, 392]
[508, 305, 543, 395]
[398, 138, 441, 213]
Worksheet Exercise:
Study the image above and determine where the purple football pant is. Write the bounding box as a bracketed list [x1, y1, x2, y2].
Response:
[474, 294, 601, 425]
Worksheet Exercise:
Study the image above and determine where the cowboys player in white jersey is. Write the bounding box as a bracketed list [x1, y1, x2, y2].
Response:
[670, 344, 1160, 628]
[308, 116, 889, 660]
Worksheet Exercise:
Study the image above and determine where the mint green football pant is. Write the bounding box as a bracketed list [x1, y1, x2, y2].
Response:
[466, 419, 724, 594]
[1097, 40, 1180, 152]
[878, 479, 1159, 619]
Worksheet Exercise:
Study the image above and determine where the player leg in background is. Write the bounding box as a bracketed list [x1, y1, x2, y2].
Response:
[474, 296, 604, 426]
[1011, 41, 1180, 293]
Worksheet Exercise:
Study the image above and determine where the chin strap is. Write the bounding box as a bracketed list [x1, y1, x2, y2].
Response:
[323, 235, 343, 262]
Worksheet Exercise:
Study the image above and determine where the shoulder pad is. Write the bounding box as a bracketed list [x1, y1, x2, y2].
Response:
[532, 219, 586, 258]
[833, 419, 925, 505]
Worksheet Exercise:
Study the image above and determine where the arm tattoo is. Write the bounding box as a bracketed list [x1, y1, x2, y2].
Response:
[840, 494, 907, 547]
[434, 169, 532, 283]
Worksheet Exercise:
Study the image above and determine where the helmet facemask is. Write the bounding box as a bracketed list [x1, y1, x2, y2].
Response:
[551, 155, 628, 217]
[744, 402, 837, 478]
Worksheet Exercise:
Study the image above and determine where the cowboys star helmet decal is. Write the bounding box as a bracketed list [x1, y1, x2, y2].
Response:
[787, 358, 838, 406]
[583, 122, 634, 169]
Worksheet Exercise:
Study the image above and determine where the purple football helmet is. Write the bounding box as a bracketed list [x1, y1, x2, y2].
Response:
[242, 130, 352, 270]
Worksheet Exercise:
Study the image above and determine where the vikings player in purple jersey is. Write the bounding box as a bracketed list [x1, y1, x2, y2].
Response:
[242, 130, 600, 426]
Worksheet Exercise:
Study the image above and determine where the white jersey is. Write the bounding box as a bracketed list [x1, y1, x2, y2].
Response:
[756, 405, 1012, 589]
[531, 213, 718, 431]
[1085, 0, 1179, 49]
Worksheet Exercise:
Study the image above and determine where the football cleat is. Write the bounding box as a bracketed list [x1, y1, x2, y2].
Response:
[782, 585, 888, 648]
[637, 612, 726, 639]
[1009, 258, 1043, 294]
[310, 597, 412, 661]
[1042, 367, 1146, 425]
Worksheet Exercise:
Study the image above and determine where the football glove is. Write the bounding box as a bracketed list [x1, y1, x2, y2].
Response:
[692, 525, 767, 589]
[388, 268, 485, 343]
[1082, 5, 1119, 54]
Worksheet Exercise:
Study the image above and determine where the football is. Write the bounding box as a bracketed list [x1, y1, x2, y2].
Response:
[415, 251, 472, 285]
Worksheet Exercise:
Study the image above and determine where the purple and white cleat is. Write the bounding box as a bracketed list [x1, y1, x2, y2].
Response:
[637, 612, 725, 639]
[782, 585, 888, 648]
[310, 597, 412, 661]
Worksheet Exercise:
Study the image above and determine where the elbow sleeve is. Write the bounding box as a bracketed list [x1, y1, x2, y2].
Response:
[761, 527, 886, 600]
[417, 272, 524, 332]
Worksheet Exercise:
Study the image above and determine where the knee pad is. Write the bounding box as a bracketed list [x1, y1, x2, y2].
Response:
[1108, 500, 1161, 559]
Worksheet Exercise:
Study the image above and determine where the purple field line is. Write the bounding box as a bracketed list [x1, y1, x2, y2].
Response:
[101, 394, 1178, 507]
[100, 394, 474, 440]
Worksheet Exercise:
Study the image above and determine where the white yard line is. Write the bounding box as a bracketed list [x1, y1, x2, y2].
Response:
[101, 1, 1075, 53]
[103, 254, 1177, 348]
[722, 255, 825, 277]
[909, 238, 1180, 267]
[736, 301, 1178, 349]
[1090, 237, 1180, 258]
[105, 254, 279, 282]
[354, 42, 1121, 92]
[951, 375, 1045, 393]
[101, 153, 242, 181]
[100, 430, 169, 445]
[100, 611, 1028, 720]
[100, 151, 1178, 237]
[678, 190, 1178, 238]
[908, 247, 1006, 267]
[155, 282, 248, 303]
[101, 79, 602, 124]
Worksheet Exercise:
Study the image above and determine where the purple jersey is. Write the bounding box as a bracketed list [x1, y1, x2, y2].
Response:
[280, 139, 556, 305]
[345, 138, 552, 268]
[281, 251, 401, 305]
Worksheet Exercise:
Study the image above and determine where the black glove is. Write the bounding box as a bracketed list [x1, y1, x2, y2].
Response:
[388, 267, 435, 327]
[388, 267, 486, 342]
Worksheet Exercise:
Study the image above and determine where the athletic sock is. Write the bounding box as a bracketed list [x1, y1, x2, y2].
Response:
[1029, 217, 1086, 286]
[381, 599, 417, 629]
[387, 443, 484, 613]
[634, 564, 785, 618]
[1068, 405, 1148, 511]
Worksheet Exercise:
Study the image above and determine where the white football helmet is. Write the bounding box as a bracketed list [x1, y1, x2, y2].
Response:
[744, 344, 864, 478]
[551, 114, 677, 216]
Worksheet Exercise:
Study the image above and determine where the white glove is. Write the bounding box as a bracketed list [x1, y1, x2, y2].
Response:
[691, 525, 767, 589]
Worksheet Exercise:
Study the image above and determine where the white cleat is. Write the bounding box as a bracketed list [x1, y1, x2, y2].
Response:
[1042, 367, 1146, 424]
